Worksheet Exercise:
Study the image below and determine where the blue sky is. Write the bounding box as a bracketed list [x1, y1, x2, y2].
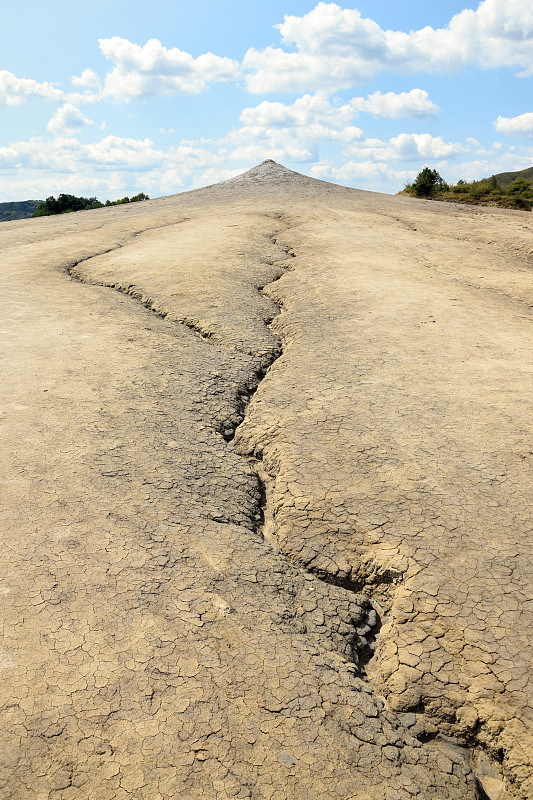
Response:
[1, 0, 532, 201]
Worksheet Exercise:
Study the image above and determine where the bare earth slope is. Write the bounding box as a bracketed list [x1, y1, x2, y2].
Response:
[0, 161, 531, 800]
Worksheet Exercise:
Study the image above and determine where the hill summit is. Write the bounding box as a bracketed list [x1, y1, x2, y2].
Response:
[222, 159, 323, 189]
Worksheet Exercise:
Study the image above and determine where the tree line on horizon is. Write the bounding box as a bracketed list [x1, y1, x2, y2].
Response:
[403, 167, 533, 211]
[32, 192, 149, 217]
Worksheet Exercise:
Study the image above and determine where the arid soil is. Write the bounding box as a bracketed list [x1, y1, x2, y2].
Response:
[0, 161, 531, 800]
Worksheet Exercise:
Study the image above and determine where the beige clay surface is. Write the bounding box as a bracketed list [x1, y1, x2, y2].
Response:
[0, 161, 531, 799]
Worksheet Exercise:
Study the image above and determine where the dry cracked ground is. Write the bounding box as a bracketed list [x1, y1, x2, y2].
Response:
[0, 161, 532, 800]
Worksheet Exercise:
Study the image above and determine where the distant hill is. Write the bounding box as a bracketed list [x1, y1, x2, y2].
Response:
[0, 200, 42, 222]
[492, 165, 533, 188]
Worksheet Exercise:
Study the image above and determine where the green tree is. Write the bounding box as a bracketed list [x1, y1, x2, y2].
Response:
[33, 194, 103, 216]
[408, 167, 447, 198]
[104, 192, 149, 207]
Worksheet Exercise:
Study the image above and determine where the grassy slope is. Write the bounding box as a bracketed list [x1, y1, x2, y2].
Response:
[492, 165, 533, 188]
[400, 165, 533, 211]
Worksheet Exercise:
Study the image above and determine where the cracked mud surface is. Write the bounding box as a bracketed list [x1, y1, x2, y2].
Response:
[0, 161, 531, 799]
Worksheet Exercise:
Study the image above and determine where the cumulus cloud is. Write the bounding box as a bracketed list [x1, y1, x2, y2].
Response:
[0, 135, 157, 173]
[238, 90, 437, 130]
[47, 104, 95, 135]
[351, 89, 439, 119]
[81, 135, 165, 170]
[221, 91, 439, 165]
[345, 132, 468, 162]
[494, 111, 533, 137]
[224, 94, 364, 163]
[0, 134, 225, 180]
[71, 68, 101, 88]
[244, 0, 533, 92]
[98, 37, 240, 100]
[311, 159, 416, 188]
[239, 94, 362, 138]
[0, 137, 74, 171]
[0, 132, 236, 201]
[0, 69, 63, 105]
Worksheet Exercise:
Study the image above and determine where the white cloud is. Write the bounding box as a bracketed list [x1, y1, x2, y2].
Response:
[494, 111, 533, 137]
[345, 132, 468, 162]
[244, 0, 533, 93]
[98, 37, 240, 100]
[433, 151, 533, 183]
[0, 135, 158, 173]
[219, 91, 441, 165]
[47, 103, 95, 135]
[225, 94, 364, 163]
[0, 69, 63, 105]
[0, 131, 238, 201]
[310, 159, 420, 194]
[0, 137, 75, 171]
[237, 90, 438, 129]
[0, 134, 226, 183]
[239, 94, 363, 138]
[71, 68, 101, 88]
[82, 136, 164, 170]
[465, 137, 495, 155]
[351, 89, 439, 119]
